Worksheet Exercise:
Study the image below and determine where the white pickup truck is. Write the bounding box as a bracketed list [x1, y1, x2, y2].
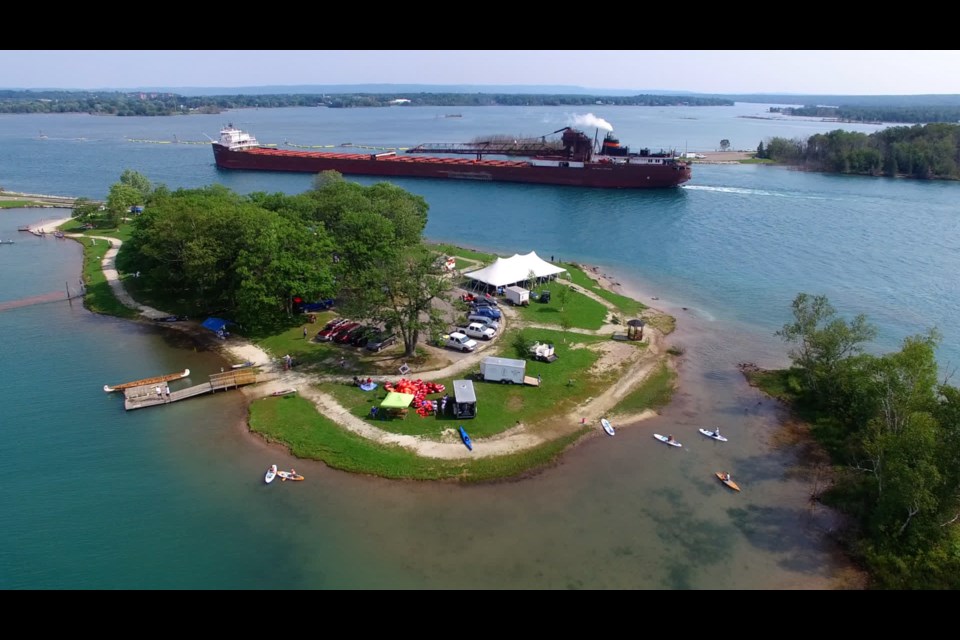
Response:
[443, 332, 478, 352]
[455, 322, 496, 341]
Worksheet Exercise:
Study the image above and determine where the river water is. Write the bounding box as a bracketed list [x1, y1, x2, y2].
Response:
[3, 103, 942, 588]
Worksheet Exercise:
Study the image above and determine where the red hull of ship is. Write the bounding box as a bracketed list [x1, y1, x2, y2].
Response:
[212, 145, 691, 189]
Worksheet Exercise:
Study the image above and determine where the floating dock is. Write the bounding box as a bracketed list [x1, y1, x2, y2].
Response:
[122, 369, 275, 410]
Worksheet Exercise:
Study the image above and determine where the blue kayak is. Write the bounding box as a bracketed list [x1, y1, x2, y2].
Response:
[459, 425, 473, 451]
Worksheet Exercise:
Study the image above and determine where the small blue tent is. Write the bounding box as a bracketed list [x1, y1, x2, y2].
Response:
[201, 317, 232, 334]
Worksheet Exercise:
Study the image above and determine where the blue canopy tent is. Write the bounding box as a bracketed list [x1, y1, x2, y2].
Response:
[201, 317, 236, 338]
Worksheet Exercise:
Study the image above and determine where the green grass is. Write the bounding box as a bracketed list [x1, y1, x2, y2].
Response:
[429, 242, 496, 263]
[324, 327, 607, 439]
[739, 158, 773, 164]
[564, 264, 645, 318]
[746, 368, 800, 404]
[0, 200, 43, 208]
[610, 363, 676, 415]
[515, 285, 608, 330]
[249, 393, 589, 481]
[60, 221, 135, 243]
[74, 237, 138, 319]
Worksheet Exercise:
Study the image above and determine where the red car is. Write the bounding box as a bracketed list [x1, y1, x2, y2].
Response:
[315, 318, 349, 342]
[332, 322, 361, 343]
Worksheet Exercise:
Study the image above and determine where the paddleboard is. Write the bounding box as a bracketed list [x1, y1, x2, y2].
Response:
[265, 464, 277, 484]
[653, 433, 682, 447]
[600, 418, 615, 436]
[716, 472, 741, 492]
[699, 428, 728, 442]
[277, 470, 305, 481]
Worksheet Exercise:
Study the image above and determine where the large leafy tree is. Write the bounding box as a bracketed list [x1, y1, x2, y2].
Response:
[776, 293, 877, 394]
[338, 246, 451, 356]
[119, 169, 152, 202]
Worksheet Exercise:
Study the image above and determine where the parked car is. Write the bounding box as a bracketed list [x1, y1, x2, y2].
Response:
[469, 305, 501, 320]
[365, 332, 398, 352]
[335, 323, 364, 344]
[315, 318, 349, 342]
[467, 314, 500, 331]
[350, 326, 379, 347]
[443, 332, 478, 352]
[455, 322, 496, 341]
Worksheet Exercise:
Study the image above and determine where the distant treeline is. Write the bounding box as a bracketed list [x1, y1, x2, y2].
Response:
[772, 105, 960, 124]
[757, 123, 960, 180]
[0, 90, 732, 116]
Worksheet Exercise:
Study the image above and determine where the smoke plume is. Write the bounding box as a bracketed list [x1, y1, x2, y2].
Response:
[570, 113, 613, 131]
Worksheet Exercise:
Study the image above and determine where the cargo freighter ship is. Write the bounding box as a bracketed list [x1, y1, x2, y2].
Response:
[211, 124, 691, 189]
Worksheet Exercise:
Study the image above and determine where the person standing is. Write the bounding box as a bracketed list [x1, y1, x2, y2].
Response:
[164, 384, 171, 402]
[155, 385, 163, 401]
[303, 326, 308, 339]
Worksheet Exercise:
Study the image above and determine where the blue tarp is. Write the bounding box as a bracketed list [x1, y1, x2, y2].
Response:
[201, 317, 231, 333]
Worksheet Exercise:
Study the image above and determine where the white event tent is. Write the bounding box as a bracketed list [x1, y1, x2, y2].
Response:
[463, 251, 567, 290]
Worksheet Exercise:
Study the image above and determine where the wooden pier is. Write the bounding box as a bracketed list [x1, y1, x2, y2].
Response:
[123, 369, 275, 410]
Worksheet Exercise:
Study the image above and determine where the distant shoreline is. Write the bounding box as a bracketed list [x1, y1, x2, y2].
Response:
[0, 191, 80, 208]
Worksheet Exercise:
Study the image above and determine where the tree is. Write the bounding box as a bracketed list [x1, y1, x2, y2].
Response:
[71, 197, 99, 221]
[556, 284, 570, 311]
[775, 293, 877, 393]
[756, 140, 766, 159]
[339, 246, 452, 356]
[119, 169, 152, 202]
[107, 182, 143, 225]
[720, 139, 731, 152]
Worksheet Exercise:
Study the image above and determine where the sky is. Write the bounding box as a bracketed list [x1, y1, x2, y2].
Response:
[1, 50, 959, 95]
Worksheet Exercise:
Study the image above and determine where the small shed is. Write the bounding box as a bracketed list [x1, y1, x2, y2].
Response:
[452, 379, 477, 419]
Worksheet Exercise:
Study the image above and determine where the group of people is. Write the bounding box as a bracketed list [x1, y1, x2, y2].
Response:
[154, 384, 171, 402]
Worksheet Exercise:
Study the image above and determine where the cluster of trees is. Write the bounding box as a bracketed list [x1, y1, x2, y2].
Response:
[772, 104, 960, 125]
[112, 171, 451, 352]
[0, 90, 207, 116]
[756, 123, 960, 180]
[772, 293, 960, 588]
[0, 89, 731, 115]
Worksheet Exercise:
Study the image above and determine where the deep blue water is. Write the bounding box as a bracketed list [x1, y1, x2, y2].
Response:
[0, 104, 947, 589]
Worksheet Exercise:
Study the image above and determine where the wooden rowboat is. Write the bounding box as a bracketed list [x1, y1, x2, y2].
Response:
[104, 368, 190, 393]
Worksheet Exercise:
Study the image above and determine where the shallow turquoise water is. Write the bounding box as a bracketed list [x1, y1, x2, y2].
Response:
[1, 104, 945, 588]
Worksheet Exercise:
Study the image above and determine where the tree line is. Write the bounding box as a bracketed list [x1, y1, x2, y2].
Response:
[755, 293, 960, 588]
[0, 89, 732, 116]
[756, 123, 960, 180]
[772, 105, 960, 124]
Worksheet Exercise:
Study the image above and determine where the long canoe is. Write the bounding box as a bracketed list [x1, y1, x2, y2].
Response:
[104, 368, 190, 393]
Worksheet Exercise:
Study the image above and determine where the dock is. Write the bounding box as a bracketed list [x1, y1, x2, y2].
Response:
[122, 369, 276, 410]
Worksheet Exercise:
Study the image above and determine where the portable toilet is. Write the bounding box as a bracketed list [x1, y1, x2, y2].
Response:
[452, 379, 477, 419]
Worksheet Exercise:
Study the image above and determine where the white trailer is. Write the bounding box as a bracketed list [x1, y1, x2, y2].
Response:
[504, 285, 530, 306]
[480, 356, 526, 384]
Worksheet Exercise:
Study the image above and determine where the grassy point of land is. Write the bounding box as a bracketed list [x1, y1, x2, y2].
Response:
[249, 393, 589, 482]
[75, 236, 138, 318]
